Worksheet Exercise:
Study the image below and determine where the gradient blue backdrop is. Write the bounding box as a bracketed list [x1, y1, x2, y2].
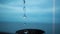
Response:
[0, 0, 60, 34]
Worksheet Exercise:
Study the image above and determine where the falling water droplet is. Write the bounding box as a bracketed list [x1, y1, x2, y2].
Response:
[23, 0, 27, 19]
[23, 13, 27, 19]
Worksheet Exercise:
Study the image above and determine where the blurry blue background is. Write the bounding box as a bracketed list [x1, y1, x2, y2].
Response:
[0, 0, 60, 34]
[55, 0, 60, 34]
